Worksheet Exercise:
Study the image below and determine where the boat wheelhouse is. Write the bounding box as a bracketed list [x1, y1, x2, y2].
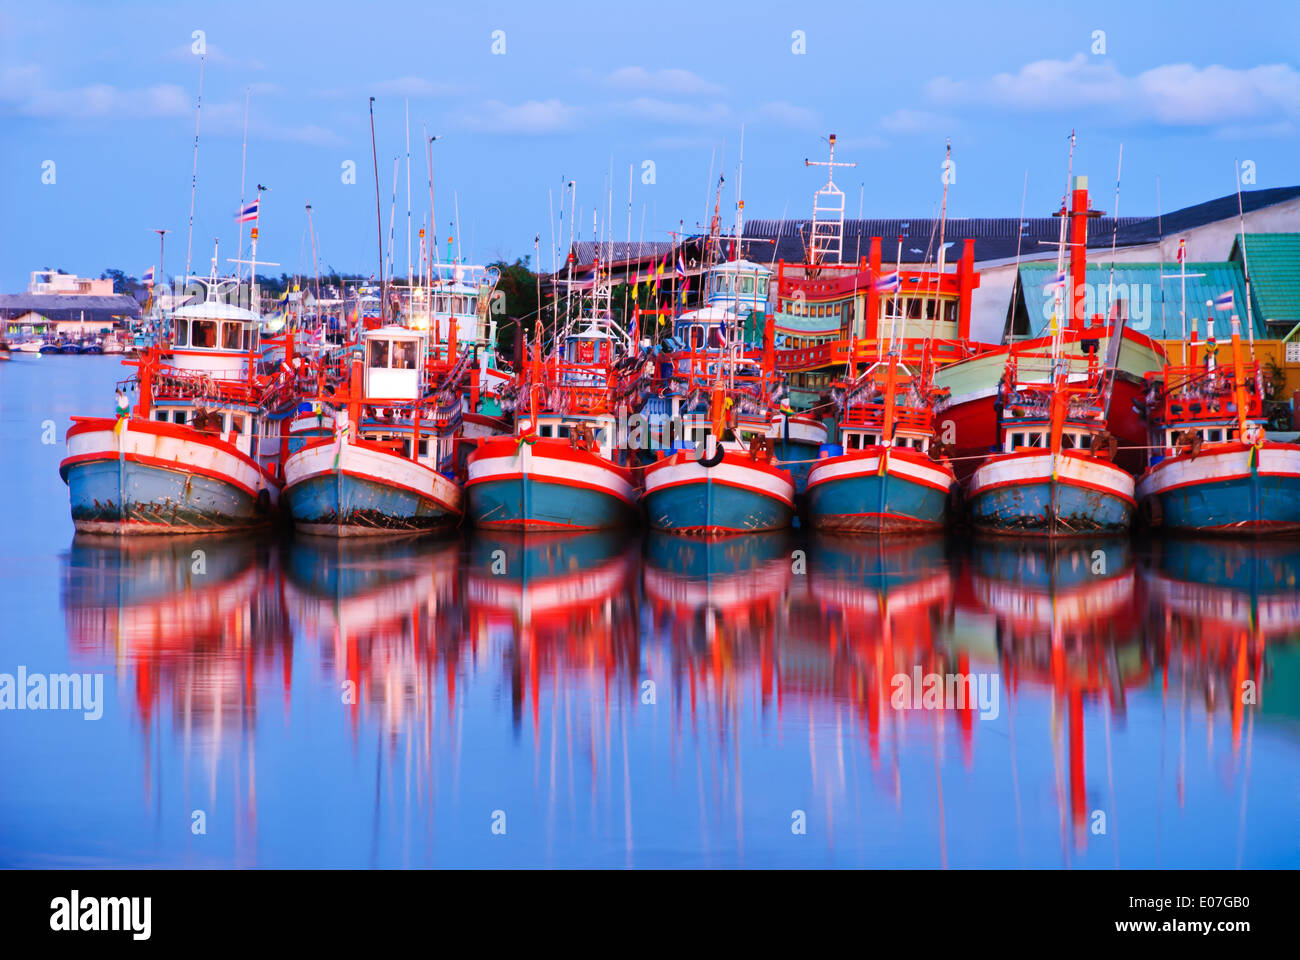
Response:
[282, 325, 463, 536]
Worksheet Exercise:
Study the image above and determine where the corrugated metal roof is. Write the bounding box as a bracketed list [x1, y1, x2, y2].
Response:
[1016, 261, 1261, 340]
[738, 186, 1300, 267]
[0, 293, 140, 321]
[1231, 232, 1300, 327]
[569, 240, 675, 265]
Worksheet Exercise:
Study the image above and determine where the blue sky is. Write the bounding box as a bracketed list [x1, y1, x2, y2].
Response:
[2, 0, 1298, 290]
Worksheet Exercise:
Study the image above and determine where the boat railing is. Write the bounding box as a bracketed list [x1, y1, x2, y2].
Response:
[1152, 363, 1263, 422]
[841, 402, 932, 432]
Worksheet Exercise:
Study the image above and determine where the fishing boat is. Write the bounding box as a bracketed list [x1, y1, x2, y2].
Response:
[965, 330, 1135, 537]
[934, 171, 1166, 480]
[965, 168, 1135, 538]
[59, 274, 292, 534]
[805, 348, 956, 533]
[282, 325, 464, 536]
[467, 314, 639, 530]
[1136, 316, 1300, 534]
[641, 367, 797, 536]
[655, 256, 828, 494]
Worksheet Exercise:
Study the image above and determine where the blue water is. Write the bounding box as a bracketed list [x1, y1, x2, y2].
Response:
[1, 356, 1298, 868]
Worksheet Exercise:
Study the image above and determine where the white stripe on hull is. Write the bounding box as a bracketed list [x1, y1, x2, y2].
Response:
[468, 444, 637, 504]
[970, 451, 1133, 500]
[808, 450, 954, 492]
[284, 440, 463, 513]
[644, 456, 795, 505]
[67, 423, 279, 504]
[1137, 443, 1300, 499]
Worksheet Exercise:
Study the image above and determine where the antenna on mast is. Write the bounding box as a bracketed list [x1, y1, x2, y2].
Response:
[805, 133, 856, 264]
[184, 55, 205, 280]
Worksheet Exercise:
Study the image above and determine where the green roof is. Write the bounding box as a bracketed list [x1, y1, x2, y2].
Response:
[1230, 233, 1300, 328]
[1015, 261, 1263, 341]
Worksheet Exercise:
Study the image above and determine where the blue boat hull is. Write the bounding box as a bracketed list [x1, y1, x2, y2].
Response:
[643, 452, 795, 535]
[1144, 471, 1300, 534]
[806, 463, 951, 533]
[467, 475, 633, 530]
[285, 472, 459, 536]
[63, 458, 268, 534]
[968, 479, 1133, 537]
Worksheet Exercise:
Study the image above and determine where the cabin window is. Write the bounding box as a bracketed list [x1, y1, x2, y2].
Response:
[221, 321, 242, 350]
[391, 340, 417, 369]
[737, 276, 754, 295]
[418, 439, 429, 457]
[191, 320, 217, 348]
[368, 339, 390, 368]
[401, 439, 411, 458]
[690, 326, 705, 349]
[243, 328, 253, 350]
[173, 410, 188, 425]
[467, 297, 477, 314]
[1206, 428, 1223, 443]
[539, 425, 552, 437]
[155, 410, 168, 422]
[176, 320, 189, 347]
[556, 425, 571, 439]
[758, 278, 769, 297]
[1011, 432, 1026, 448]
[1061, 433, 1075, 450]
[231, 415, 245, 435]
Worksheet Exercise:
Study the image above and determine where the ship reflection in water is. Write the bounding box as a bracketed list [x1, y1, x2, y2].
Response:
[30, 530, 1299, 868]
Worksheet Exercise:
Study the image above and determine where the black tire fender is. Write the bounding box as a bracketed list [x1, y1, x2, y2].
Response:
[255, 487, 271, 514]
[698, 443, 725, 468]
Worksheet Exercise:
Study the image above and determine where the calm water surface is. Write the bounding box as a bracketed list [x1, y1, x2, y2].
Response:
[1, 356, 1298, 868]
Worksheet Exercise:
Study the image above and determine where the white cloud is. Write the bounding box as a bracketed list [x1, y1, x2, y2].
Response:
[606, 67, 723, 96]
[371, 76, 459, 98]
[0, 64, 341, 145]
[927, 54, 1300, 127]
[879, 108, 953, 134]
[0, 66, 190, 119]
[624, 97, 730, 126]
[464, 98, 578, 134]
[757, 99, 817, 129]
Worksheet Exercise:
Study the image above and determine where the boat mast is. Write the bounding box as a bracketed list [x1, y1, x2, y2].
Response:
[405, 100, 412, 290]
[1233, 159, 1257, 362]
[235, 87, 251, 282]
[369, 98, 385, 323]
[929, 139, 951, 344]
[184, 55, 205, 281]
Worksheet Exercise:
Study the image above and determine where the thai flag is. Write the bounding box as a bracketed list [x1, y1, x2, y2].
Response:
[874, 271, 900, 292]
[143, 267, 154, 286]
[1214, 290, 1234, 311]
[1042, 269, 1067, 293]
[1176, 239, 1186, 264]
[236, 199, 259, 223]
[675, 254, 686, 279]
